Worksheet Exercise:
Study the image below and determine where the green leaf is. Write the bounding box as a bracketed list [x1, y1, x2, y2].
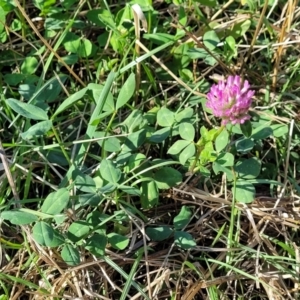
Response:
[231, 20, 251, 39]
[100, 159, 121, 184]
[61, 244, 80, 266]
[234, 157, 261, 179]
[157, 107, 175, 127]
[215, 152, 234, 167]
[215, 129, 229, 152]
[203, 30, 220, 50]
[21, 57, 38, 75]
[212, 162, 234, 181]
[179, 143, 195, 165]
[173, 206, 192, 230]
[196, 0, 217, 7]
[174, 231, 196, 249]
[75, 173, 96, 193]
[1, 210, 38, 225]
[21, 120, 52, 140]
[67, 221, 90, 242]
[146, 226, 173, 242]
[116, 73, 135, 110]
[175, 107, 193, 122]
[271, 124, 288, 137]
[98, 9, 117, 31]
[0, 6, 6, 33]
[122, 129, 146, 152]
[234, 180, 255, 203]
[179, 123, 195, 141]
[52, 87, 88, 117]
[154, 167, 182, 189]
[32, 221, 65, 247]
[107, 233, 129, 250]
[6, 98, 48, 120]
[236, 138, 254, 153]
[168, 140, 190, 155]
[85, 234, 107, 257]
[251, 126, 273, 140]
[240, 120, 252, 138]
[140, 181, 159, 208]
[148, 127, 170, 143]
[41, 188, 69, 215]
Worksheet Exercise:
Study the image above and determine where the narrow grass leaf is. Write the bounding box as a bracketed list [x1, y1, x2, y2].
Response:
[52, 87, 88, 117]
[116, 73, 135, 110]
[6, 98, 48, 120]
[103, 255, 151, 300]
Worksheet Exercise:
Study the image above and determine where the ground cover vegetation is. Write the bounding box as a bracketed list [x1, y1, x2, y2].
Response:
[0, 0, 300, 299]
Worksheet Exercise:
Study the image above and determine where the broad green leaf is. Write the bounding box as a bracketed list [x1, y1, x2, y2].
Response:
[215, 152, 234, 167]
[231, 20, 251, 39]
[35, 74, 68, 103]
[215, 129, 229, 152]
[32, 221, 65, 247]
[122, 129, 147, 152]
[212, 162, 234, 181]
[98, 9, 117, 31]
[89, 83, 114, 112]
[236, 138, 254, 153]
[203, 30, 220, 50]
[94, 131, 121, 152]
[234, 157, 261, 179]
[85, 234, 107, 257]
[234, 180, 255, 203]
[116, 73, 135, 110]
[168, 140, 190, 155]
[271, 124, 288, 137]
[179, 123, 195, 141]
[146, 226, 173, 242]
[21, 120, 52, 140]
[1, 210, 38, 225]
[21, 57, 38, 75]
[140, 181, 158, 208]
[157, 107, 175, 127]
[107, 233, 129, 250]
[240, 120, 252, 138]
[75, 173, 96, 193]
[174, 231, 196, 249]
[0, 6, 6, 33]
[173, 206, 192, 230]
[179, 143, 195, 165]
[41, 188, 69, 215]
[154, 167, 182, 189]
[6, 98, 48, 120]
[251, 126, 273, 140]
[61, 244, 80, 266]
[52, 87, 88, 117]
[148, 127, 170, 143]
[175, 107, 193, 122]
[67, 221, 90, 242]
[100, 159, 121, 184]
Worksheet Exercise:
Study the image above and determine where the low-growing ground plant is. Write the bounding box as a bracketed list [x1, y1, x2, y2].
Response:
[0, 0, 300, 299]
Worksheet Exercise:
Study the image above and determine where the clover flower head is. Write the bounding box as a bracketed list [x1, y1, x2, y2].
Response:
[206, 75, 255, 125]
